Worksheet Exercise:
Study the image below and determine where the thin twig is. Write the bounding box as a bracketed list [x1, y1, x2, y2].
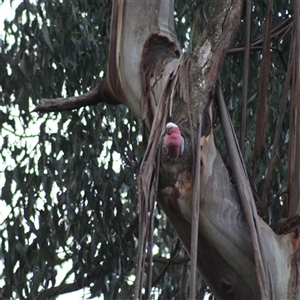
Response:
[261, 41, 293, 206]
[151, 240, 183, 287]
[240, 0, 252, 156]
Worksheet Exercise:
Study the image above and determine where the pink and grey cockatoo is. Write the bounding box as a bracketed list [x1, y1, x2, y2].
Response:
[164, 122, 185, 159]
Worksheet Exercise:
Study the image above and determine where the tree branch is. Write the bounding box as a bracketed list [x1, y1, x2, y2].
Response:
[32, 80, 120, 113]
[192, 0, 243, 93]
[228, 15, 292, 71]
[36, 276, 92, 300]
[151, 256, 189, 265]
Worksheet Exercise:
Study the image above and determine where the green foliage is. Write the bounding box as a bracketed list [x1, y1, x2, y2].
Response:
[0, 0, 187, 298]
[0, 0, 294, 299]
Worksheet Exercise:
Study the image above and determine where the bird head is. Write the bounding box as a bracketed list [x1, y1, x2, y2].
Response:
[166, 122, 179, 134]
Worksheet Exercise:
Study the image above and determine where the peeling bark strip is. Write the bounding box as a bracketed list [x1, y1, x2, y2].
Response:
[216, 83, 271, 299]
[135, 53, 194, 298]
[189, 116, 202, 299]
[289, 245, 300, 298]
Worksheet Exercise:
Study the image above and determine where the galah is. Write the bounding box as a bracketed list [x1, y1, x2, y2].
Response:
[164, 122, 185, 159]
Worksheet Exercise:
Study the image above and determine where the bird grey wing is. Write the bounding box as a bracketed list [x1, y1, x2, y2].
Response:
[180, 135, 185, 157]
[163, 135, 166, 149]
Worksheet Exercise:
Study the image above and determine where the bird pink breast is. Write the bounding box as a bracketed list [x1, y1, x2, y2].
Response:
[165, 128, 182, 159]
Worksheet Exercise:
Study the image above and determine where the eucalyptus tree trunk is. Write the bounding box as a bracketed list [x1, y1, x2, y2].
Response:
[102, 0, 298, 299]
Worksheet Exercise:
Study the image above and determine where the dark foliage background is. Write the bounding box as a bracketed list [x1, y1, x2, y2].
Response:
[0, 0, 293, 298]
